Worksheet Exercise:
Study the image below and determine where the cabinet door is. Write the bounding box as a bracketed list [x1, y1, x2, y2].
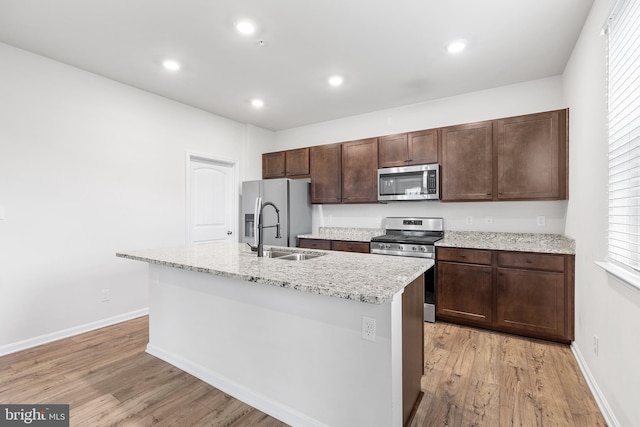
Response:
[342, 138, 379, 203]
[378, 133, 409, 168]
[495, 109, 568, 200]
[407, 129, 438, 165]
[331, 241, 370, 253]
[285, 148, 310, 177]
[298, 238, 331, 250]
[310, 144, 342, 204]
[497, 268, 566, 339]
[437, 261, 493, 324]
[262, 151, 286, 179]
[440, 121, 494, 201]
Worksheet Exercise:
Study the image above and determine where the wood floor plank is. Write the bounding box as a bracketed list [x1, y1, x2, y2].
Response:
[527, 340, 576, 427]
[499, 365, 538, 426]
[70, 393, 121, 425]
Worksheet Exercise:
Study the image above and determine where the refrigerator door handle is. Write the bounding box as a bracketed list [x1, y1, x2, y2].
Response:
[253, 196, 262, 247]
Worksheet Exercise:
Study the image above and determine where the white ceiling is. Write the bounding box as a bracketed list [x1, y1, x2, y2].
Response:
[0, 0, 594, 131]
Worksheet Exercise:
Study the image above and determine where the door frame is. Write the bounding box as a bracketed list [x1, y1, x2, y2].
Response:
[185, 151, 240, 244]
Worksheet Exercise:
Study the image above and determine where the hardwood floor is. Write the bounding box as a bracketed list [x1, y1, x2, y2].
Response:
[411, 322, 606, 427]
[0, 317, 286, 426]
[0, 317, 605, 426]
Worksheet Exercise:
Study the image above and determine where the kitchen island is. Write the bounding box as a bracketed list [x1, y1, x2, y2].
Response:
[117, 242, 429, 427]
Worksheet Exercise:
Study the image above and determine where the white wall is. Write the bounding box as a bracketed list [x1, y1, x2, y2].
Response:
[274, 76, 569, 234]
[0, 42, 274, 350]
[564, 0, 640, 426]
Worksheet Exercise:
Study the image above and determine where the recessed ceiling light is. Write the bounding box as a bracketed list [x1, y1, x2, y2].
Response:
[162, 59, 181, 71]
[328, 75, 344, 87]
[446, 39, 467, 54]
[236, 20, 256, 35]
[251, 98, 264, 108]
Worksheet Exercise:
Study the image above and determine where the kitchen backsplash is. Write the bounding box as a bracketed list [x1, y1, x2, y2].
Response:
[311, 200, 568, 235]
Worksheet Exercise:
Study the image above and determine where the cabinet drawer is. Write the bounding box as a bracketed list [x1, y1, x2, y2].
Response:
[298, 238, 331, 250]
[497, 252, 565, 272]
[332, 241, 370, 253]
[437, 247, 492, 265]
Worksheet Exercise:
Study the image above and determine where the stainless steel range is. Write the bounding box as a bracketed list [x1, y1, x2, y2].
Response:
[371, 217, 443, 322]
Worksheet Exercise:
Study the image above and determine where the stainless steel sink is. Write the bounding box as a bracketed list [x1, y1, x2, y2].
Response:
[277, 253, 324, 261]
[263, 250, 294, 258]
[262, 250, 326, 261]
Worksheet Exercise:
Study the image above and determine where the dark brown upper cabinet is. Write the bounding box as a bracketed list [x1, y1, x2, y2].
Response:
[440, 121, 494, 201]
[440, 109, 569, 202]
[263, 148, 310, 179]
[285, 147, 310, 177]
[262, 151, 286, 179]
[378, 129, 439, 168]
[342, 138, 379, 203]
[495, 109, 568, 200]
[310, 143, 342, 204]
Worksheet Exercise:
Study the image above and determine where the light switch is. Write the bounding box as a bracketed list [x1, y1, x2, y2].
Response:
[0, 206, 4, 220]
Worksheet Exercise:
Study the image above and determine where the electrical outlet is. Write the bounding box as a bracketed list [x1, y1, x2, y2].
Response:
[362, 316, 376, 342]
[465, 216, 473, 225]
[101, 288, 110, 302]
[593, 335, 599, 356]
[485, 216, 493, 225]
[537, 215, 546, 226]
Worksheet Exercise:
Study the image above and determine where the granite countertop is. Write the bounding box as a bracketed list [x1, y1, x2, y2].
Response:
[436, 231, 576, 255]
[116, 242, 429, 304]
[298, 227, 385, 242]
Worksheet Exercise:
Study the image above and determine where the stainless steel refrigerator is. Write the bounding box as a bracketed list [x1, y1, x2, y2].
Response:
[241, 178, 312, 248]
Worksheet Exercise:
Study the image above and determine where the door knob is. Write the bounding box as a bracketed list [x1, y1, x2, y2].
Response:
[227, 231, 233, 235]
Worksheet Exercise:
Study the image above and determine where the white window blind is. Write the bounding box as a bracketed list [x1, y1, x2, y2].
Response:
[607, 0, 640, 270]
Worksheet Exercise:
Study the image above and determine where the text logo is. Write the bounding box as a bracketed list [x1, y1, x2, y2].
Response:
[1, 405, 69, 426]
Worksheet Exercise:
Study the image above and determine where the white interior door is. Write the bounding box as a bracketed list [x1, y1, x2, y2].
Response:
[187, 154, 238, 244]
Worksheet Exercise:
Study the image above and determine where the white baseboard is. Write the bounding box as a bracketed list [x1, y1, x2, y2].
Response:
[146, 344, 327, 427]
[571, 342, 620, 427]
[0, 308, 149, 357]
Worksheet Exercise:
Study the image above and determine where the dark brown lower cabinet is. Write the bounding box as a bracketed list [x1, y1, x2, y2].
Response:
[497, 268, 566, 338]
[437, 261, 493, 324]
[436, 247, 574, 343]
[298, 238, 369, 253]
[297, 238, 331, 250]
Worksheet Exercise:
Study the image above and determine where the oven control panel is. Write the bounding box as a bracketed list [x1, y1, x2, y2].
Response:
[370, 243, 435, 259]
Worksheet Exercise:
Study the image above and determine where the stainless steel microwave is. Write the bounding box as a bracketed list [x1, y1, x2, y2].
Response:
[378, 164, 440, 202]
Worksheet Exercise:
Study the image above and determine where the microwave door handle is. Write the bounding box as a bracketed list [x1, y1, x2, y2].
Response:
[423, 172, 428, 195]
[254, 196, 262, 247]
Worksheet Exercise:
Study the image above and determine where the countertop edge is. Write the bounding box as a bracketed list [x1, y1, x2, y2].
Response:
[435, 231, 576, 255]
[116, 248, 428, 304]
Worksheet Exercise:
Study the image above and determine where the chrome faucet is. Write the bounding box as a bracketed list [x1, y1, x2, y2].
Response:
[257, 201, 282, 257]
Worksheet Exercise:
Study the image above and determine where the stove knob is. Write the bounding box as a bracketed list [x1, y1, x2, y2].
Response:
[420, 246, 427, 252]
[412, 246, 417, 251]
[398, 245, 404, 251]
[385, 244, 392, 249]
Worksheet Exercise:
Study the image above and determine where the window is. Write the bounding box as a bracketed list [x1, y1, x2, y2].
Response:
[607, 0, 640, 270]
